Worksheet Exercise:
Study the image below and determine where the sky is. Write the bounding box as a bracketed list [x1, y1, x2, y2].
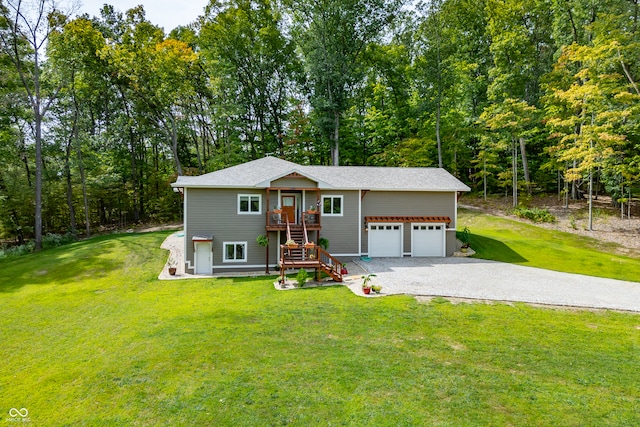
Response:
[78, 0, 209, 33]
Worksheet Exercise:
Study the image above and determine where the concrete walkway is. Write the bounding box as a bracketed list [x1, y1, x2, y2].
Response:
[159, 232, 640, 312]
[355, 257, 640, 312]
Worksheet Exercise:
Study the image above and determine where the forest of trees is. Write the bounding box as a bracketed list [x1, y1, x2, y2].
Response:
[1, 0, 639, 248]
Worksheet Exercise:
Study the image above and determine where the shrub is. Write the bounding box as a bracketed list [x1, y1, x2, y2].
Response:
[296, 269, 308, 287]
[42, 233, 76, 250]
[0, 241, 35, 259]
[512, 207, 556, 223]
[456, 226, 471, 246]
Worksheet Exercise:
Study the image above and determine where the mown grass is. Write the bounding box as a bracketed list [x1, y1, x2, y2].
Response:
[1, 225, 639, 425]
[459, 209, 640, 282]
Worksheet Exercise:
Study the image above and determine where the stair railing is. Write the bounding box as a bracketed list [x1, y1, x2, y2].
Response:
[301, 215, 310, 246]
[285, 217, 292, 243]
[317, 247, 342, 281]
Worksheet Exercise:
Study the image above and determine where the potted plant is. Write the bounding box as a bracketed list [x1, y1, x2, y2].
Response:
[285, 239, 298, 248]
[318, 237, 329, 250]
[256, 234, 270, 273]
[457, 226, 471, 252]
[307, 205, 317, 214]
[371, 284, 382, 294]
[361, 273, 376, 295]
[341, 263, 348, 275]
[167, 256, 177, 275]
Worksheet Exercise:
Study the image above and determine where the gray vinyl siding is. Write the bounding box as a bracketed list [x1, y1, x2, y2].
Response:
[446, 230, 457, 256]
[271, 176, 317, 188]
[185, 188, 268, 272]
[265, 189, 321, 214]
[361, 191, 457, 255]
[318, 190, 360, 255]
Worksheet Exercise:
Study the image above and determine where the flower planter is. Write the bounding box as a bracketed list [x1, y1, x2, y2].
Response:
[363, 287, 371, 295]
[168, 267, 177, 275]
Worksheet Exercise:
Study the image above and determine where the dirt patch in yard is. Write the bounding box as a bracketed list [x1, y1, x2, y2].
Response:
[460, 194, 640, 256]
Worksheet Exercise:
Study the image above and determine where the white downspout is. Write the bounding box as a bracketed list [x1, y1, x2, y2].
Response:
[358, 190, 362, 256]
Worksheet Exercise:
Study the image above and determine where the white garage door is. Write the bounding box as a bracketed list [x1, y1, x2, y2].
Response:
[412, 223, 445, 257]
[369, 223, 403, 257]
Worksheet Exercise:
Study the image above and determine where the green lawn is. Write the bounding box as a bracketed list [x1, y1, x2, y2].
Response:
[1, 224, 639, 425]
[459, 209, 640, 283]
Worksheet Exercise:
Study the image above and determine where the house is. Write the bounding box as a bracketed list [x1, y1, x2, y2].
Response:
[171, 156, 470, 277]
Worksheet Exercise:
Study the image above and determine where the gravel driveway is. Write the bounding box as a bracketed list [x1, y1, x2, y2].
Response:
[356, 257, 640, 312]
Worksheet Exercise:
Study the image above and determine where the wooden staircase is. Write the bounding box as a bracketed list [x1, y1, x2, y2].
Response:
[316, 247, 344, 282]
[284, 225, 305, 260]
[280, 219, 343, 283]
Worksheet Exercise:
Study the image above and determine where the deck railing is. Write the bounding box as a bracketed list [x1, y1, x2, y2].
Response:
[266, 210, 283, 228]
[303, 211, 320, 227]
[267, 210, 321, 229]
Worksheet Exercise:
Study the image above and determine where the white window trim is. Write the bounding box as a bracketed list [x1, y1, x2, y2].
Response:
[223, 241, 248, 262]
[238, 194, 261, 214]
[321, 195, 343, 217]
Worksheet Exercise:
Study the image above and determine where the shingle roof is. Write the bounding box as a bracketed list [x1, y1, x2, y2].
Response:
[173, 156, 470, 192]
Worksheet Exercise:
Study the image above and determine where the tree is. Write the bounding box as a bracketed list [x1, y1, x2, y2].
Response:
[544, 41, 631, 230]
[484, 0, 555, 200]
[288, 0, 404, 165]
[0, 0, 72, 250]
[48, 17, 108, 237]
[480, 98, 538, 206]
[200, 0, 298, 161]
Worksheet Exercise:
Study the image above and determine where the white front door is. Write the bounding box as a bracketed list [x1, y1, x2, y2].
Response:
[368, 223, 403, 257]
[412, 223, 445, 257]
[195, 241, 212, 274]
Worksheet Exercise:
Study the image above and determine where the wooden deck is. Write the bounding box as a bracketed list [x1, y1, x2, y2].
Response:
[279, 245, 343, 283]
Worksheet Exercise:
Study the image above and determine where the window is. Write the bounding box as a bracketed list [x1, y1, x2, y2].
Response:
[322, 195, 343, 216]
[223, 242, 247, 262]
[238, 194, 261, 214]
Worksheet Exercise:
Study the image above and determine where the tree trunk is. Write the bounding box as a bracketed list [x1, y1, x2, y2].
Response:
[170, 115, 183, 176]
[588, 168, 593, 231]
[512, 139, 518, 207]
[436, 102, 442, 168]
[571, 160, 578, 200]
[331, 110, 340, 166]
[35, 109, 43, 250]
[65, 136, 77, 237]
[620, 184, 625, 219]
[435, 2, 443, 169]
[519, 137, 531, 195]
[563, 168, 569, 208]
[483, 155, 487, 202]
[77, 142, 91, 237]
[128, 127, 140, 223]
[628, 188, 632, 223]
